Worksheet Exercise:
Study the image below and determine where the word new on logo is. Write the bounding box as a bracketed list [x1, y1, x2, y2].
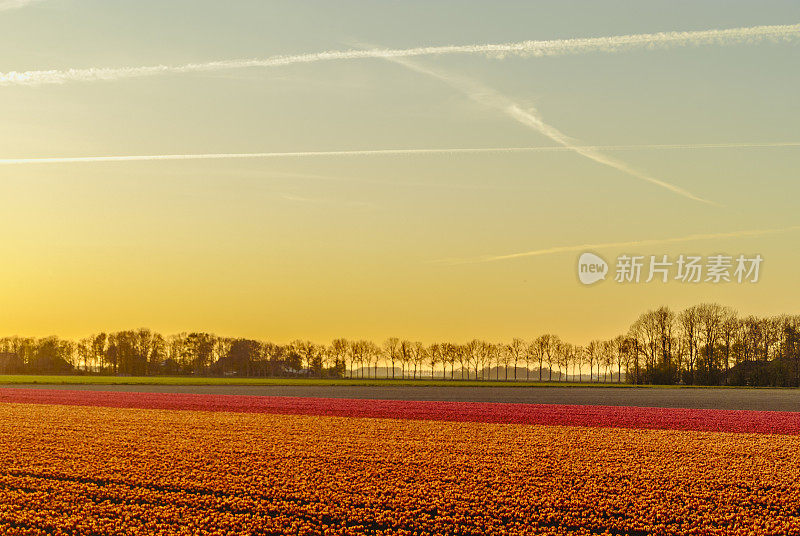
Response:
[578, 253, 608, 285]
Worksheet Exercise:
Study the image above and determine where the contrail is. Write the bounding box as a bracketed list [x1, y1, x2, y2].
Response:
[0, 0, 40, 11]
[1, 141, 797, 166]
[386, 55, 715, 205]
[436, 226, 800, 265]
[1, 22, 798, 85]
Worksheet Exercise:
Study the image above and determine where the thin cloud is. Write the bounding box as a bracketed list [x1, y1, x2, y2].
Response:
[0, 141, 797, 166]
[435, 226, 800, 265]
[1, 23, 798, 85]
[0, 0, 41, 11]
[279, 193, 375, 209]
[386, 55, 715, 205]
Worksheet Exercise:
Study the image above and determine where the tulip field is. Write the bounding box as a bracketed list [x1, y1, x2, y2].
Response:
[2, 389, 800, 535]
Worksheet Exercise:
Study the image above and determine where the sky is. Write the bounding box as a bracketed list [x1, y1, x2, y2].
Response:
[0, 0, 799, 344]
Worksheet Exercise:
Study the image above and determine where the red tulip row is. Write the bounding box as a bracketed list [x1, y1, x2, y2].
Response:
[1, 387, 799, 434]
[2, 402, 800, 535]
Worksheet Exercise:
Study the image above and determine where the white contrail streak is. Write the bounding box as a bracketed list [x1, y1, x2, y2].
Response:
[436, 226, 800, 265]
[386, 55, 716, 205]
[0, 141, 797, 166]
[0, 0, 40, 11]
[1, 23, 798, 85]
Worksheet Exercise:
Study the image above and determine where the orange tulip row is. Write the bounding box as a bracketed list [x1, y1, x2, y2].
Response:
[1, 401, 799, 535]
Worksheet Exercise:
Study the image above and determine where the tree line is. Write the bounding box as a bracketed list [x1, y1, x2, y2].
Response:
[1, 302, 799, 386]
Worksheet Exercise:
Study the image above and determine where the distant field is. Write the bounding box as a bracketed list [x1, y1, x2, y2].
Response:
[0, 375, 645, 387]
[6, 380, 795, 410]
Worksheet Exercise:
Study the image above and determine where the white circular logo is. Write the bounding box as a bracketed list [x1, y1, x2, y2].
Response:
[578, 252, 608, 285]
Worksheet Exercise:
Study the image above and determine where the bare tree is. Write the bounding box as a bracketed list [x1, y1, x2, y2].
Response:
[489, 343, 504, 380]
[346, 340, 360, 379]
[427, 343, 440, 379]
[508, 338, 525, 381]
[629, 307, 676, 383]
[362, 341, 378, 379]
[697, 303, 724, 383]
[679, 306, 701, 384]
[77, 337, 92, 373]
[440, 343, 457, 380]
[455, 344, 469, 380]
[535, 334, 557, 382]
[91, 333, 107, 373]
[558, 341, 573, 382]
[292, 340, 317, 377]
[465, 340, 483, 381]
[411, 342, 426, 379]
[612, 336, 629, 383]
[399, 340, 413, 379]
[524, 341, 536, 381]
[574, 345, 585, 382]
[329, 339, 349, 377]
[720, 308, 739, 380]
[586, 340, 602, 382]
[761, 316, 781, 363]
[383, 338, 399, 379]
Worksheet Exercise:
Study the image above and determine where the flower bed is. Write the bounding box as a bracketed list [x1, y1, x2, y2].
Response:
[1, 402, 800, 535]
[2, 387, 800, 434]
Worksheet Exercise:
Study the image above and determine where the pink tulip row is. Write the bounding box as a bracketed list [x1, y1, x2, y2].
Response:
[2, 387, 799, 435]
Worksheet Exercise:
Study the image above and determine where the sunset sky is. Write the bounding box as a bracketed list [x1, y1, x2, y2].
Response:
[1, 0, 799, 344]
